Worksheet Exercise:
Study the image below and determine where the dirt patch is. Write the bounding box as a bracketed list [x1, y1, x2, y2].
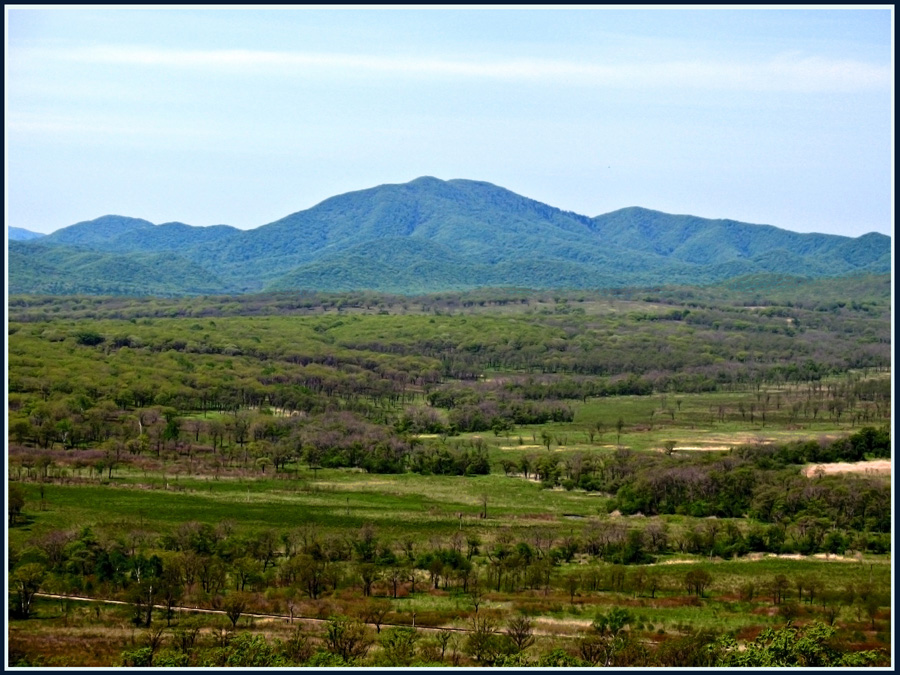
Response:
[532, 616, 592, 631]
[664, 445, 731, 452]
[804, 460, 890, 477]
[811, 553, 862, 562]
[653, 552, 867, 565]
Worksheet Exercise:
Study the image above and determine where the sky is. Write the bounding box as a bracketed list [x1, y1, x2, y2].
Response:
[5, 6, 894, 237]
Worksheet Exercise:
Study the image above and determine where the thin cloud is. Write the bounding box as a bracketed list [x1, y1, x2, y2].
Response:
[26, 45, 891, 93]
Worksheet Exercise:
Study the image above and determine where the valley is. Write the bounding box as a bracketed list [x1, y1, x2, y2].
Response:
[6, 278, 892, 666]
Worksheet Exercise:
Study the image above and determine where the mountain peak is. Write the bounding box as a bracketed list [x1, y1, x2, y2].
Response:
[10, 178, 890, 296]
[8, 226, 46, 241]
[42, 215, 156, 247]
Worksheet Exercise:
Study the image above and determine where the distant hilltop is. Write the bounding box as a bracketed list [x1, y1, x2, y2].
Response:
[8, 226, 46, 241]
[8, 177, 890, 296]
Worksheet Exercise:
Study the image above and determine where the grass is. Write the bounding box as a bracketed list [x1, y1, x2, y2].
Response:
[10, 469, 609, 553]
[7, 373, 891, 666]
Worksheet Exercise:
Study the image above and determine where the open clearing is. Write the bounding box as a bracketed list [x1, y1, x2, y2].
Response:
[804, 459, 891, 477]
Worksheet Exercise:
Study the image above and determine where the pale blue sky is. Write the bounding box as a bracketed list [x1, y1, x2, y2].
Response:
[5, 7, 893, 236]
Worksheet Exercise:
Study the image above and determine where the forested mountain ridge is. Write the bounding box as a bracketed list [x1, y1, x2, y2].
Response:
[7, 226, 46, 241]
[9, 177, 890, 295]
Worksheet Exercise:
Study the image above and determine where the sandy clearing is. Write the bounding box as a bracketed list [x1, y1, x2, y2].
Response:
[653, 552, 875, 566]
[533, 616, 592, 631]
[659, 445, 731, 452]
[804, 459, 891, 477]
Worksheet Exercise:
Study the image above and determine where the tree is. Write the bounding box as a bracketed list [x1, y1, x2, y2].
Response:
[127, 579, 158, 627]
[465, 614, 509, 665]
[281, 624, 314, 665]
[563, 571, 581, 603]
[323, 615, 373, 662]
[386, 565, 406, 599]
[505, 615, 535, 653]
[716, 622, 880, 667]
[359, 598, 391, 634]
[10, 563, 46, 619]
[468, 577, 485, 613]
[685, 568, 712, 597]
[540, 430, 553, 451]
[376, 627, 419, 666]
[579, 607, 632, 666]
[223, 591, 249, 628]
[159, 566, 184, 627]
[204, 632, 288, 667]
[8, 484, 26, 525]
[357, 562, 378, 597]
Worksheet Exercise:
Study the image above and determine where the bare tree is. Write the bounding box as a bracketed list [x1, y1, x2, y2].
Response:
[505, 615, 535, 652]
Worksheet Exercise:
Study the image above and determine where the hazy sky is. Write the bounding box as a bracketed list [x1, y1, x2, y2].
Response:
[5, 7, 893, 236]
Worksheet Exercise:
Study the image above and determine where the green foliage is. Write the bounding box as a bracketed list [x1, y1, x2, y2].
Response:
[716, 622, 882, 667]
[323, 615, 373, 662]
[202, 633, 288, 667]
[10, 178, 889, 295]
[9, 562, 46, 619]
[375, 627, 420, 666]
[8, 484, 26, 525]
[4, 279, 893, 667]
[464, 614, 513, 665]
[120, 647, 154, 667]
[536, 648, 587, 667]
[304, 651, 356, 667]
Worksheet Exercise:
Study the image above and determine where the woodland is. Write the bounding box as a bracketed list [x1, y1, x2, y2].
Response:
[6, 274, 893, 667]
[8, 177, 890, 295]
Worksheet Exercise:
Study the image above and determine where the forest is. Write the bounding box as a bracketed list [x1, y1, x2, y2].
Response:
[6, 276, 893, 667]
[9, 177, 890, 296]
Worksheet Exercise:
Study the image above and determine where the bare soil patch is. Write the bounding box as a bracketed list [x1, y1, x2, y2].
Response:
[804, 459, 890, 477]
[662, 445, 731, 452]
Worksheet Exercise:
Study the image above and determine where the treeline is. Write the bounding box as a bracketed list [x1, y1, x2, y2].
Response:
[10, 505, 890, 616]
[10, 426, 891, 560]
[10, 280, 890, 387]
[8, 295, 891, 455]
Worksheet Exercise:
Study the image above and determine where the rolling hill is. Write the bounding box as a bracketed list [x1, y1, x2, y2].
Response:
[9, 177, 891, 296]
[7, 227, 46, 241]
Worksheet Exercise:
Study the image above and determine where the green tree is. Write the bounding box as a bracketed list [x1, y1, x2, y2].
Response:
[203, 633, 288, 667]
[465, 614, 510, 665]
[578, 607, 632, 666]
[375, 627, 419, 666]
[8, 484, 26, 525]
[10, 563, 46, 619]
[323, 615, 373, 662]
[716, 622, 880, 667]
[685, 568, 713, 597]
[223, 591, 250, 628]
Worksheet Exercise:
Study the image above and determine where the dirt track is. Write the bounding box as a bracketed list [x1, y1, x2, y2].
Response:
[32, 593, 569, 637]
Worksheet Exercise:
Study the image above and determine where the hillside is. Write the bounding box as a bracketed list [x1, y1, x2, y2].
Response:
[9, 177, 890, 295]
[8, 241, 235, 296]
[7, 227, 46, 241]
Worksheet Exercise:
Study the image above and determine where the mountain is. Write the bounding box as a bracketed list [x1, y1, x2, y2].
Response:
[8, 227, 46, 241]
[8, 240, 234, 296]
[8, 177, 891, 296]
[40, 215, 156, 246]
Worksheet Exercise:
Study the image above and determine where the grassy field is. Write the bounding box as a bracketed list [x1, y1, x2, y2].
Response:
[6, 305, 891, 667]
